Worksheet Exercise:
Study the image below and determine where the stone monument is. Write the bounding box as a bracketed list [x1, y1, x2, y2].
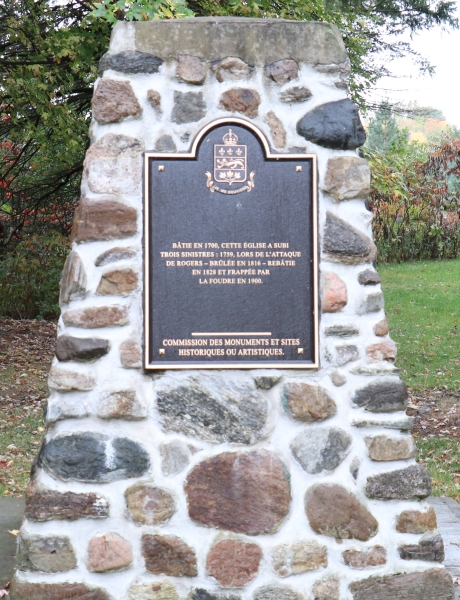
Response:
[11, 17, 454, 600]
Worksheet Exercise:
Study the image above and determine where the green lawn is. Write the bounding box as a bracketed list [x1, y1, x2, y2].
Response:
[379, 259, 460, 391]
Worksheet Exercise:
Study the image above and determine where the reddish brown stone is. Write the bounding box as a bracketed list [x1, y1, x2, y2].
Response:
[25, 490, 109, 522]
[219, 88, 261, 118]
[142, 534, 197, 576]
[9, 580, 110, 600]
[71, 197, 138, 244]
[120, 339, 142, 368]
[92, 79, 142, 124]
[322, 272, 347, 312]
[206, 539, 262, 587]
[282, 381, 337, 422]
[62, 306, 128, 328]
[147, 89, 162, 113]
[88, 532, 132, 573]
[366, 340, 397, 362]
[185, 450, 290, 535]
[396, 507, 437, 533]
[306, 484, 378, 541]
[374, 318, 389, 337]
[343, 545, 387, 569]
[265, 111, 286, 148]
[60, 251, 87, 303]
[125, 482, 176, 525]
[96, 268, 138, 295]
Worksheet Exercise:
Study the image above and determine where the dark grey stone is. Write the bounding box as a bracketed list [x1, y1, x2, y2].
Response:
[189, 590, 241, 600]
[253, 584, 303, 600]
[352, 380, 408, 413]
[95, 247, 136, 267]
[365, 464, 432, 500]
[352, 416, 414, 431]
[254, 375, 281, 390]
[55, 336, 109, 362]
[358, 269, 381, 286]
[357, 291, 384, 314]
[280, 86, 312, 103]
[38, 433, 149, 483]
[349, 567, 454, 600]
[325, 324, 359, 338]
[350, 457, 360, 480]
[155, 135, 177, 152]
[17, 535, 77, 572]
[399, 530, 444, 562]
[155, 375, 268, 444]
[323, 212, 376, 264]
[171, 91, 206, 124]
[98, 51, 163, 74]
[297, 98, 366, 150]
[291, 427, 351, 474]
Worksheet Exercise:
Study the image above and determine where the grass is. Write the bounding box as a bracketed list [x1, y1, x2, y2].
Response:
[416, 436, 460, 502]
[379, 259, 460, 391]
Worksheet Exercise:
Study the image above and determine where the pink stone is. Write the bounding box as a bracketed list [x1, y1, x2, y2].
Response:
[366, 340, 397, 362]
[322, 272, 347, 312]
[206, 539, 262, 587]
[88, 532, 132, 573]
[120, 340, 142, 368]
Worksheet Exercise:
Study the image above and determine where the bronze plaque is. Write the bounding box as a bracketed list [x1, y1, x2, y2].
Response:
[144, 119, 318, 369]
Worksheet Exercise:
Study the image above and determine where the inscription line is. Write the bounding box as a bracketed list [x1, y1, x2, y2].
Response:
[191, 332, 272, 336]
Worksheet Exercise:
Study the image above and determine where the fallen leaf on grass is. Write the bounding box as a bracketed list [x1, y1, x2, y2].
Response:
[453, 576, 460, 586]
[8, 530, 19, 536]
[0, 589, 9, 597]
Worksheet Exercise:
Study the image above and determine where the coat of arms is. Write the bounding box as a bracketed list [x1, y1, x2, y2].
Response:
[205, 129, 255, 194]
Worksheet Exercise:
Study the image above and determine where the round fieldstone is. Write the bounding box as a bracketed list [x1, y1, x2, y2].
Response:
[272, 540, 327, 577]
[38, 432, 149, 483]
[264, 59, 298, 84]
[357, 291, 384, 314]
[322, 272, 347, 312]
[98, 51, 163, 74]
[147, 89, 162, 113]
[352, 380, 408, 413]
[119, 339, 142, 368]
[62, 305, 129, 329]
[155, 374, 268, 444]
[374, 318, 389, 337]
[97, 390, 147, 420]
[17, 535, 77, 573]
[92, 79, 142, 124]
[322, 156, 370, 202]
[282, 381, 337, 422]
[176, 53, 208, 84]
[313, 576, 340, 600]
[291, 427, 352, 474]
[366, 341, 397, 362]
[171, 91, 206, 123]
[253, 585, 303, 600]
[323, 212, 377, 264]
[358, 269, 381, 286]
[71, 197, 138, 244]
[88, 532, 132, 572]
[329, 344, 359, 366]
[306, 484, 378, 541]
[155, 135, 177, 153]
[342, 545, 387, 569]
[396, 507, 437, 533]
[280, 86, 312, 103]
[185, 450, 290, 535]
[160, 440, 192, 476]
[211, 56, 254, 82]
[56, 336, 109, 362]
[25, 490, 109, 522]
[297, 99, 366, 150]
[398, 530, 444, 562]
[48, 366, 96, 392]
[125, 482, 176, 525]
[365, 464, 432, 500]
[219, 88, 260, 118]
[365, 435, 415, 461]
[206, 539, 262, 587]
[142, 534, 197, 576]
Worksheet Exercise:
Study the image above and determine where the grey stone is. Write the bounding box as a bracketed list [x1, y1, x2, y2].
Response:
[323, 212, 377, 264]
[365, 434, 415, 461]
[333, 344, 359, 366]
[398, 530, 444, 562]
[56, 336, 109, 362]
[60, 251, 87, 304]
[349, 568, 454, 600]
[297, 99, 366, 150]
[189, 591, 241, 600]
[352, 416, 414, 431]
[291, 427, 352, 474]
[352, 380, 408, 413]
[155, 135, 177, 152]
[45, 396, 89, 424]
[350, 457, 360, 480]
[350, 363, 400, 376]
[37, 433, 149, 483]
[48, 366, 96, 392]
[313, 576, 340, 600]
[97, 390, 147, 420]
[280, 86, 312, 103]
[330, 371, 347, 387]
[211, 56, 254, 82]
[147, 89, 162, 114]
[98, 50, 163, 74]
[357, 291, 384, 314]
[131, 19, 347, 66]
[171, 91, 206, 124]
[176, 53, 208, 84]
[358, 269, 381, 285]
[17, 535, 77, 572]
[254, 375, 281, 389]
[155, 374, 268, 444]
[322, 156, 370, 202]
[129, 583, 179, 600]
[160, 440, 192, 476]
[365, 464, 432, 500]
[324, 324, 359, 338]
[253, 585, 303, 600]
[282, 381, 337, 423]
[265, 59, 298, 84]
[95, 247, 137, 266]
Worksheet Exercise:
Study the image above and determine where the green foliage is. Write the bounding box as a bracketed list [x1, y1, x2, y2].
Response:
[92, 0, 193, 22]
[0, 233, 68, 319]
[366, 100, 409, 152]
[379, 259, 460, 390]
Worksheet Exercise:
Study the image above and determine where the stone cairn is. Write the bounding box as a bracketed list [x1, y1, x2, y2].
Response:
[11, 17, 454, 600]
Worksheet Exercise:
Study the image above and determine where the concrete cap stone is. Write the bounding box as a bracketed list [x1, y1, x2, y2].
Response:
[109, 18, 347, 66]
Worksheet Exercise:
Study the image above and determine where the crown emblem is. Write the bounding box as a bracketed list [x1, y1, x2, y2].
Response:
[222, 129, 238, 145]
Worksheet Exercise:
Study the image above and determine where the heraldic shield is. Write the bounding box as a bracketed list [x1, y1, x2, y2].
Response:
[214, 129, 247, 185]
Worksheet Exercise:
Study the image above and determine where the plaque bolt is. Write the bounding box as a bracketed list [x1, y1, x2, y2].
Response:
[298, 348, 304, 354]
[159, 348, 165, 355]
[296, 166, 302, 172]
[158, 165, 165, 172]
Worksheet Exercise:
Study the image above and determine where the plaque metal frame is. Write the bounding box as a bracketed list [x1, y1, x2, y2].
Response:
[144, 117, 319, 370]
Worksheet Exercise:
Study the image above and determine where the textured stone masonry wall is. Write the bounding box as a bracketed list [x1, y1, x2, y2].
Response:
[12, 17, 454, 600]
